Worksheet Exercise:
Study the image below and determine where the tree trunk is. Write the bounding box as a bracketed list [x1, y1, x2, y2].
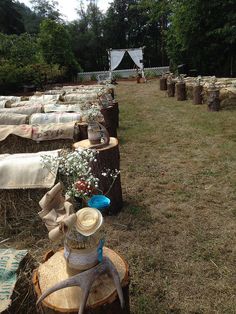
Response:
[176, 82, 186, 101]
[159, 77, 167, 91]
[167, 82, 175, 97]
[193, 85, 203, 105]
[207, 89, 221, 111]
[73, 138, 123, 215]
[33, 248, 130, 314]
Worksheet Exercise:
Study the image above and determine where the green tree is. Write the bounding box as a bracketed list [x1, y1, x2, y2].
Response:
[15, 2, 42, 34]
[68, 2, 105, 71]
[0, 32, 38, 66]
[0, 0, 25, 34]
[166, 0, 236, 76]
[30, 0, 61, 21]
[38, 19, 80, 78]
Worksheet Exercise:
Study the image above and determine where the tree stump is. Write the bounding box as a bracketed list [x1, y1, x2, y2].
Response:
[73, 138, 123, 215]
[101, 106, 118, 138]
[167, 82, 175, 97]
[74, 123, 88, 141]
[176, 82, 186, 101]
[193, 85, 203, 104]
[159, 77, 167, 90]
[207, 88, 221, 111]
[33, 248, 130, 314]
[112, 101, 119, 129]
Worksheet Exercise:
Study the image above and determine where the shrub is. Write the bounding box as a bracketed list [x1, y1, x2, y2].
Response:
[144, 70, 158, 78]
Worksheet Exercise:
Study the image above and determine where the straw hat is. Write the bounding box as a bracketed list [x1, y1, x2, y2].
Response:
[75, 207, 103, 236]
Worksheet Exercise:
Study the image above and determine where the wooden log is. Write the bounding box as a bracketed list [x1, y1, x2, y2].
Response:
[176, 82, 187, 101]
[73, 138, 123, 215]
[101, 106, 118, 138]
[193, 85, 203, 104]
[167, 82, 175, 97]
[112, 101, 119, 129]
[207, 89, 221, 111]
[33, 248, 130, 314]
[159, 77, 167, 90]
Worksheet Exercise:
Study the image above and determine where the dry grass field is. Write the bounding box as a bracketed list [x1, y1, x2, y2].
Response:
[1, 79, 236, 313]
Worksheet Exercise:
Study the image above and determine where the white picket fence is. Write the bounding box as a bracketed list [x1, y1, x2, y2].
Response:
[77, 66, 169, 81]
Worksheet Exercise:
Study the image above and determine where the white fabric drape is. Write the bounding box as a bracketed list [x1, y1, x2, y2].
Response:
[110, 50, 126, 71]
[128, 49, 143, 69]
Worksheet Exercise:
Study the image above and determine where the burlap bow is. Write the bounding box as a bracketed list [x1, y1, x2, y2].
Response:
[38, 182, 77, 241]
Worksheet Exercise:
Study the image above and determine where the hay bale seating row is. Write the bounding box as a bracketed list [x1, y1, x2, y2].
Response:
[0, 83, 119, 154]
[162, 76, 236, 109]
[0, 83, 119, 233]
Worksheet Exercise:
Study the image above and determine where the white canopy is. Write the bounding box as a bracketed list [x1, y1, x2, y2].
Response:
[108, 48, 145, 79]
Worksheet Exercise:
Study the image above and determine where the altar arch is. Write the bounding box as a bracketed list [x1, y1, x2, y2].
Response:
[108, 47, 145, 79]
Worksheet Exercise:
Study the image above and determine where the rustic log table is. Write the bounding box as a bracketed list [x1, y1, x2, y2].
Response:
[33, 248, 130, 314]
[73, 138, 123, 215]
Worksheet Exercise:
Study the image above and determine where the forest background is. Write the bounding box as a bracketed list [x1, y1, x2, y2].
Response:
[0, 0, 235, 92]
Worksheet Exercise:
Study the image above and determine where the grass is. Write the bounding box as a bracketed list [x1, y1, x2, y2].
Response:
[1, 79, 236, 313]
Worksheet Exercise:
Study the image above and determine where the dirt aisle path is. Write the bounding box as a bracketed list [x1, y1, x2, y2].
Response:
[105, 80, 236, 313]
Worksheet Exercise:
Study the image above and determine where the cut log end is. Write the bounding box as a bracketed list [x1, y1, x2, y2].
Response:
[33, 248, 130, 314]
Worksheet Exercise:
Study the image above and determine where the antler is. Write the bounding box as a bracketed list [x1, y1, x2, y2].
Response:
[37, 256, 124, 314]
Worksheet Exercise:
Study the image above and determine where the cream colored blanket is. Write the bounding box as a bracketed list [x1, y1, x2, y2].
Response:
[0, 105, 42, 115]
[0, 113, 28, 125]
[0, 150, 59, 189]
[32, 122, 75, 141]
[0, 122, 75, 142]
[0, 124, 32, 141]
[29, 112, 82, 124]
[0, 96, 21, 103]
[62, 94, 97, 102]
[8, 101, 39, 108]
[30, 94, 61, 103]
[43, 103, 83, 113]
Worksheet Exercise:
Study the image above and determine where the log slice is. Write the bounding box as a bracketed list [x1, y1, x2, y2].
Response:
[33, 247, 130, 314]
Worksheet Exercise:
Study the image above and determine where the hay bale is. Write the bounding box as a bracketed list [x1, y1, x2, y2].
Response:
[0, 124, 88, 154]
[0, 189, 48, 232]
[221, 98, 236, 110]
[186, 84, 194, 100]
[0, 135, 74, 154]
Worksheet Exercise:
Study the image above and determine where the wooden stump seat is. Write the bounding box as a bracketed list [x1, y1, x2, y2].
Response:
[33, 248, 130, 314]
[73, 138, 123, 215]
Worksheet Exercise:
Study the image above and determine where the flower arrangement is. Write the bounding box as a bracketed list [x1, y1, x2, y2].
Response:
[42, 148, 99, 200]
[84, 103, 103, 123]
[41, 148, 120, 205]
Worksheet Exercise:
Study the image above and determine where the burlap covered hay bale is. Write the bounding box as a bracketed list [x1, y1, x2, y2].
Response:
[0, 188, 48, 233]
[219, 87, 236, 101]
[0, 135, 74, 154]
[220, 98, 236, 110]
[0, 123, 88, 154]
[186, 84, 194, 100]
